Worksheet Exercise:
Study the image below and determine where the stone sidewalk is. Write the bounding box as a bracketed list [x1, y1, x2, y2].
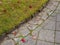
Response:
[0, 0, 60, 45]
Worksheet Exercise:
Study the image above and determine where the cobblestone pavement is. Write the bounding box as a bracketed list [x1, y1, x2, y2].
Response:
[0, 0, 60, 45]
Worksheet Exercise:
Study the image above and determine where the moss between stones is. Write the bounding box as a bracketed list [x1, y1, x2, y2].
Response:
[0, 0, 48, 35]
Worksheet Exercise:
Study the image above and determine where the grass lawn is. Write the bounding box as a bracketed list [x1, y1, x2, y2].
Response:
[0, 0, 48, 36]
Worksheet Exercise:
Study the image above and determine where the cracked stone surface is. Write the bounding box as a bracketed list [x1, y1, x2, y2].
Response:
[0, 0, 60, 45]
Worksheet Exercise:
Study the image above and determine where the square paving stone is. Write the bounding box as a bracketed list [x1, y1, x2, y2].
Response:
[52, 1, 58, 6]
[46, 1, 56, 11]
[7, 34, 15, 39]
[18, 24, 30, 36]
[37, 40, 54, 45]
[20, 39, 36, 45]
[43, 8, 51, 13]
[28, 15, 43, 25]
[20, 35, 36, 45]
[38, 29, 54, 42]
[48, 16, 56, 21]
[40, 11, 48, 20]
[42, 19, 55, 30]
[18, 26, 30, 36]
[33, 16, 43, 25]
[57, 14, 60, 21]
[56, 22, 60, 31]
[43, 8, 53, 16]
[27, 24, 37, 30]
[18, 24, 27, 31]
[32, 29, 40, 39]
[55, 31, 60, 43]
[55, 9, 60, 14]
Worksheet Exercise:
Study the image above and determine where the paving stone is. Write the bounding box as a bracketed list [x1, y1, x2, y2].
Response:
[7, 34, 15, 39]
[46, 1, 56, 11]
[26, 15, 43, 30]
[39, 0, 58, 17]
[4, 37, 9, 40]
[55, 31, 60, 43]
[20, 39, 35, 45]
[57, 14, 60, 21]
[19, 35, 36, 45]
[25, 35, 32, 40]
[53, 1, 58, 6]
[56, 22, 60, 30]
[40, 11, 48, 20]
[28, 15, 43, 25]
[27, 24, 37, 30]
[34, 16, 43, 25]
[15, 32, 22, 37]
[1, 39, 15, 45]
[47, 5, 56, 11]
[42, 19, 55, 30]
[7, 29, 19, 38]
[13, 38, 20, 43]
[32, 29, 39, 39]
[55, 10, 60, 14]
[43, 8, 52, 16]
[38, 29, 54, 42]
[28, 20, 37, 25]
[37, 19, 43, 25]
[37, 40, 54, 45]
[48, 16, 56, 21]
[18, 23, 28, 30]
[18, 26, 30, 36]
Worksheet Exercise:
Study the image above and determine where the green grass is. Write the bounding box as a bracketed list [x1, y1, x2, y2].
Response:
[0, 0, 48, 36]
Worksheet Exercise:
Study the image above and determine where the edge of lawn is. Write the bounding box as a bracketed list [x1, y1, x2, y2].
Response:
[0, 0, 49, 43]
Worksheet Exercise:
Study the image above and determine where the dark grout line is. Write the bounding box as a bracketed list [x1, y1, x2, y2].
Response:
[56, 21, 60, 22]
[35, 30, 40, 45]
[54, 2, 60, 45]
[37, 39, 60, 44]
[41, 28, 60, 32]
[54, 9, 57, 45]
[38, 39, 54, 43]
